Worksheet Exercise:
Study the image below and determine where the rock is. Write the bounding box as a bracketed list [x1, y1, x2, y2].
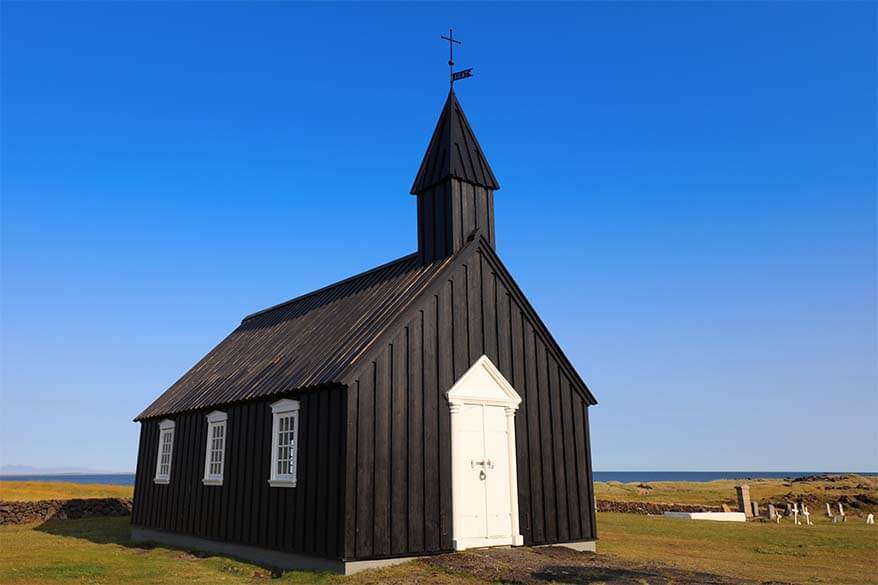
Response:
[596, 500, 723, 515]
[0, 498, 133, 526]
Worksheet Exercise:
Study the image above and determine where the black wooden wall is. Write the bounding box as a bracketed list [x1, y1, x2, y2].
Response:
[341, 241, 597, 561]
[418, 178, 495, 264]
[131, 387, 346, 560]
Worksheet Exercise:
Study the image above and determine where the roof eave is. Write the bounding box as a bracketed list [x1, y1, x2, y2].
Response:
[409, 173, 501, 196]
[476, 237, 598, 405]
[133, 381, 348, 422]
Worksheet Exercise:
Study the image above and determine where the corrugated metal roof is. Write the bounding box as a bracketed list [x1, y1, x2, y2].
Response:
[136, 253, 454, 420]
[410, 88, 500, 194]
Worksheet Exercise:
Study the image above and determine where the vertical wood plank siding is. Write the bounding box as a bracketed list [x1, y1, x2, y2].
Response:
[418, 179, 496, 264]
[131, 388, 346, 560]
[341, 249, 596, 559]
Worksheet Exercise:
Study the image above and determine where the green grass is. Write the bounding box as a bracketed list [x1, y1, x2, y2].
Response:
[0, 517, 487, 585]
[0, 482, 133, 502]
[598, 511, 878, 585]
[2, 514, 876, 585]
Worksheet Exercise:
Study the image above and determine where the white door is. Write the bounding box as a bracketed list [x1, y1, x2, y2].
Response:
[456, 403, 515, 546]
[448, 355, 524, 551]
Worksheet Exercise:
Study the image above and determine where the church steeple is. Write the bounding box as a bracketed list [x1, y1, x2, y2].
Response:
[412, 89, 500, 264]
[411, 89, 499, 194]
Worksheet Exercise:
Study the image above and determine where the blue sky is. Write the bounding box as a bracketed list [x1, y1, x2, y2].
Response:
[1, 2, 875, 473]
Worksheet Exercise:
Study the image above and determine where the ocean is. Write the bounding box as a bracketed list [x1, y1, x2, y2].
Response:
[1, 471, 874, 486]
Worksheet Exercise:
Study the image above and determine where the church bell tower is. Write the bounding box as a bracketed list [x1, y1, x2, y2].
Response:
[411, 88, 500, 264]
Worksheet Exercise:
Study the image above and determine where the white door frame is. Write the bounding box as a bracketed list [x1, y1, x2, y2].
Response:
[446, 355, 524, 551]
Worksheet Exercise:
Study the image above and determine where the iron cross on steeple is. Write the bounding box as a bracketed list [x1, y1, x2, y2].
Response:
[441, 28, 473, 86]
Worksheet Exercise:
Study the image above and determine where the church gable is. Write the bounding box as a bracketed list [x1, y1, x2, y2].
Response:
[341, 236, 595, 406]
[340, 235, 596, 557]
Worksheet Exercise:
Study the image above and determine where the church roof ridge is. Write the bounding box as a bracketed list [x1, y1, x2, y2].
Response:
[241, 252, 419, 323]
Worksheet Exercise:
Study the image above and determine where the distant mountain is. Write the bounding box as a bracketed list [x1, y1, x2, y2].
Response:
[0, 464, 123, 475]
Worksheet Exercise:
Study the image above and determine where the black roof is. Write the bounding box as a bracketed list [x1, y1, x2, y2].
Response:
[136, 252, 457, 420]
[410, 89, 500, 194]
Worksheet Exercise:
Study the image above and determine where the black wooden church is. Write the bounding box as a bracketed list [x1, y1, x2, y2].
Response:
[132, 87, 598, 573]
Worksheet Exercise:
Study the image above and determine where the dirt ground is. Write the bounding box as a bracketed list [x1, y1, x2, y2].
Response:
[424, 546, 792, 585]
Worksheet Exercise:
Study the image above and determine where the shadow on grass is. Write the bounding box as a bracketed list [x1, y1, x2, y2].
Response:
[36, 516, 140, 547]
[534, 564, 746, 585]
[34, 517, 284, 578]
[425, 546, 768, 585]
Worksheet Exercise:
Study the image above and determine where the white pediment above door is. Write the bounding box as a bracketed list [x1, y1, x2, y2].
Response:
[446, 355, 522, 409]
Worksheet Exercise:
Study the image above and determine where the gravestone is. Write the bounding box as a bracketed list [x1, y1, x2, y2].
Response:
[751, 500, 759, 517]
[768, 503, 776, 520]
[736, 484, 753, 517]
[826, 503, 833, 517]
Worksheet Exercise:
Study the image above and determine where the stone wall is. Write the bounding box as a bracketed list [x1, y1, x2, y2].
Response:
[0, 498, 132, 525]
[596, 500, 723, 515]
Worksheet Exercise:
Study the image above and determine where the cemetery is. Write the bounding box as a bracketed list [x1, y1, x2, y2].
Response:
[657, 479, 878, 525]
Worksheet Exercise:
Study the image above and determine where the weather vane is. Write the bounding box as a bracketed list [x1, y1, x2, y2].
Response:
[441, 28, 473, 86]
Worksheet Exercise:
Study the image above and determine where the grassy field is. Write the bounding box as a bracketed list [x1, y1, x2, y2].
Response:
[1, 514, 876, 585]
[0, 517, 480, 585]
[599, 512, 877, 585]
[0, 482, 133, 502]
[2, 478, 876, 584]
[595, 474, 878, 512]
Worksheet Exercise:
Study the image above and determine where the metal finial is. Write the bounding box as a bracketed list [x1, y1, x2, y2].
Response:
[441, 28, 473, 86]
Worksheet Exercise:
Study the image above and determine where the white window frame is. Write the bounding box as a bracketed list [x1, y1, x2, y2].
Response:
[154, 419, 175, 484]
[202, 411, 228, 486]
[268, 398, 300, 488]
